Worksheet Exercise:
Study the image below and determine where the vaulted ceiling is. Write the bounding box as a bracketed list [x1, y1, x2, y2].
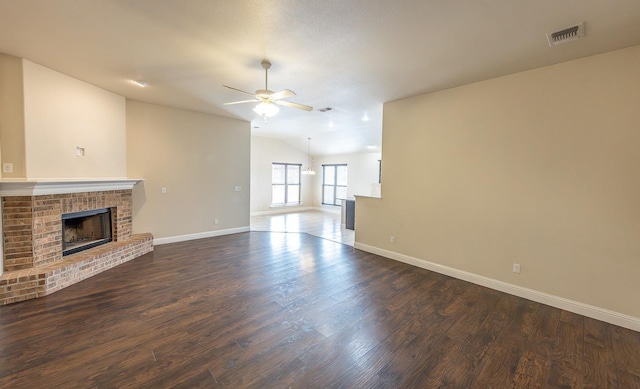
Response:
[1, 0, 639, 155]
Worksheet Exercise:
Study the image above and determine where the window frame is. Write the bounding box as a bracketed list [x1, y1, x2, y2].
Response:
[322, 164, 348, 206]
[271, 162, 302, 206]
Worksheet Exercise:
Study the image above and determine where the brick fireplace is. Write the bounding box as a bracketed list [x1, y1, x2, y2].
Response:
[0, 180, 153, 305]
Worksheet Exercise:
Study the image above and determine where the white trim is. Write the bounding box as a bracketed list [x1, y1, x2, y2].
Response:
[154, 226, 250, 245]
[353, 194, 382, 200]
[354, 242, 640, 332]
[250, 206, 312, 217]
[0, 178, 143, 196]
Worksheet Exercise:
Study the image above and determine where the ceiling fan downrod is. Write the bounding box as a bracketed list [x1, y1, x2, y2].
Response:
[261, 60, 271, 91]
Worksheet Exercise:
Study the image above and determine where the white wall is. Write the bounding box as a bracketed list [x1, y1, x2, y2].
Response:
[127, 101, 250, 241]
[250, 136, 313, 214]
[22, 60, 126, 179]
[312, 152, 381, 207]
[356, 45, 640, 327]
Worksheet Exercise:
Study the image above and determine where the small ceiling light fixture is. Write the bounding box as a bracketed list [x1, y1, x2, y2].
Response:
[133, 80, 149, 87]
[253, 101, 279, 117]
[302, 137, 316, 175]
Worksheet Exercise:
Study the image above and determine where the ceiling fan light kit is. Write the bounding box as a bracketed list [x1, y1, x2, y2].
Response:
[224, 59, 312, 118]
[253, 101, 279, 117]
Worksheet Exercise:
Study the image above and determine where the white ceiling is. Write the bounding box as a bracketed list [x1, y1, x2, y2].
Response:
[1, 0, 639, 156]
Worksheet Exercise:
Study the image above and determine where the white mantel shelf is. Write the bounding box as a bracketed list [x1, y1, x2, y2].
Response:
[0, 179, 143, 196]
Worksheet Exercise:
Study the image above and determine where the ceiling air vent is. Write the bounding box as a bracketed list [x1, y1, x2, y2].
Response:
[546, 22, 584, 46]
[547, 22, 584, 47]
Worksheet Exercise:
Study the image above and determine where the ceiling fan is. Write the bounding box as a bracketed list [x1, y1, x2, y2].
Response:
[223, 60, 313, 117]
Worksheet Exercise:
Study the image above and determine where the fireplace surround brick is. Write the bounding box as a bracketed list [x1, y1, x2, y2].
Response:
[0, 234, 153, 304]
[1, 188, 153, 305]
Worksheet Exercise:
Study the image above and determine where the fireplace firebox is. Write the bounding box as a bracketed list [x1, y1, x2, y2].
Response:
[62, 208, 113, 256]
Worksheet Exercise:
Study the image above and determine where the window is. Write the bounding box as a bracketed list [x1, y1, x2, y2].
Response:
[322, 164, 347, 206]
[272, 163, 301, 206]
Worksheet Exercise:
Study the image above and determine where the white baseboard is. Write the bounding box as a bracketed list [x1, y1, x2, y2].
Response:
[250, 206, 341, 216]
[354, 242, 640, 332]
[250, 207, 312, 216]
[154, 226, 250, 245]
[312, 206, 341, 214]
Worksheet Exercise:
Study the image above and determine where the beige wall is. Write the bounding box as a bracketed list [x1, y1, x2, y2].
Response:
[356, 45, 640, 318]
[0, 53, 26, 178]
[250, 136, 313, 213]
[127, 101, 250, 239]
[22, 60, 126, 179]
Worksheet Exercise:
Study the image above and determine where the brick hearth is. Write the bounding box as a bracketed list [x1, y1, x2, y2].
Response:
[0, 187, 153, 305]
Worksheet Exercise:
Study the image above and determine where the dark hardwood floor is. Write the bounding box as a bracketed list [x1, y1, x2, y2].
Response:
[1, 232, 639, 388]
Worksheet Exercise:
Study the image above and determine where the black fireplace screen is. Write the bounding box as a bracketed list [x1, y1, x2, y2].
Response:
[62, 208, 112, 256]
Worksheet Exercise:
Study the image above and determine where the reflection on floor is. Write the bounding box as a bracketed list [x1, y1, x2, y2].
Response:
[250, 210, 355, 246]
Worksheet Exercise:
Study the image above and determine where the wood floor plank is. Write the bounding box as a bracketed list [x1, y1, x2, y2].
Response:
[512, 304, 559, 388]
[473, 295, 539, 388]
[611, 325, 640, 388]
[547, 310, 586, 388]
[0, 231, 637, 388]
[584, 317, 621, 388]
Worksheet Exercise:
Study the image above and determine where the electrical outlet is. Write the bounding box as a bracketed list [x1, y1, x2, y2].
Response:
[2, 162, 13, 173]
[214, 219, 219, 225]
[390, 236, 395, 244]
[234, 186, 242, 192]
[161, 187, 167, 194]
[513, 263, 521, 274]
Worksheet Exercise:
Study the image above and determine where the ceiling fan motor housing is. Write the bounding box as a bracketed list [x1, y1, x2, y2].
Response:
[255, 89, 273, 98]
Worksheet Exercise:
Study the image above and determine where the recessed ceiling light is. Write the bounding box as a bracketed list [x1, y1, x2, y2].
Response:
[133, 80, 149, 87]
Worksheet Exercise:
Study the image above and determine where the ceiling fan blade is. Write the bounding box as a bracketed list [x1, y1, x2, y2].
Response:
[275, 100, 313, 112]
[224, 99, 259, 105]
[223, 85, 256, 97]
[270, 89, 296, 101]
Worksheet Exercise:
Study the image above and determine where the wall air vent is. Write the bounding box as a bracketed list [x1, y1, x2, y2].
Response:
[546, 22, 584, 46]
